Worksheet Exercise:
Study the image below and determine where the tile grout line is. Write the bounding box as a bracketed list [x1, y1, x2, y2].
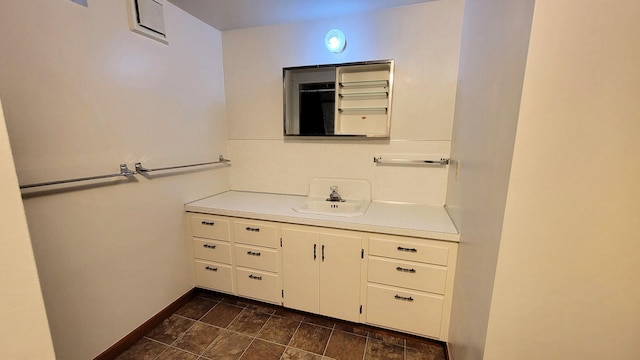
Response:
[226, 307, 254, 360]
[178, 298, 225, 359]
[196, 300, 248, 360]
[279, 316, 304, 359]
[194, 323, 225, 359]
[142, 312, 201, 360]
[362, 336, 369, 360]
[234, 306, 279, 360]
[403, 338, 407, 360]
[142, 336, 207, 360]
[320, 324, 336, 358]
[195, 298, 222, 321]
[147, 337, 170, 360]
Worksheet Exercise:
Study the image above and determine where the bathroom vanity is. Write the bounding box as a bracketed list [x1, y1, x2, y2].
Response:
[184, 190, 459, 341]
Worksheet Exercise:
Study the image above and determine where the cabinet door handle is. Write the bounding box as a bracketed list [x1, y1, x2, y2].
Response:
[313, 244, 317, 260]
[396, 266, 416, 273]
[249, 274, 262, 280]
[245, 227, 260, 232]
[203, 244, 217, 249]
[322, 244, 325, 262]
[397, 246, 417, 253]
[201, 221, 215, 226]
[205, 266, 218, 272]
[247, 251, 261, 256]
[394, 294, 414, 302]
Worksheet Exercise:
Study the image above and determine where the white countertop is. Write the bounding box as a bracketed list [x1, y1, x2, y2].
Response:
[185, 191, 459, 242]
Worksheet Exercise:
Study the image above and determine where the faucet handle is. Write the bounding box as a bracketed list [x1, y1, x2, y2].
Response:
[330, 186, 338, 192]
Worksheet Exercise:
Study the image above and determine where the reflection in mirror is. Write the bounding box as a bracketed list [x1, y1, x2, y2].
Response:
[300, 81, 335, 135]
[283, 60, 394, 138]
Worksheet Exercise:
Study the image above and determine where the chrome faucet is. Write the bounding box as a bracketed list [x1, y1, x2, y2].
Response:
[327, 186, 345, 202]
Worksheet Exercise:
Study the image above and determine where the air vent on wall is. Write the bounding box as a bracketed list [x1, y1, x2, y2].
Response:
[70, 0, 88, 6]
[126, 0, 168, 44]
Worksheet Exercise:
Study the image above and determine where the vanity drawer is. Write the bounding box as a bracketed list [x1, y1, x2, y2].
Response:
[233, 220, 278, 248]
[190, 215, 230, 241]
[366, 283, 443, 338]
[234, 245, 278, 272]
[368, 256, 447, 295]
[369, 236, 449, 266]
[193, 239, 231, 263]
[194, 260, 233, 293]
[236, 267, 280, 303]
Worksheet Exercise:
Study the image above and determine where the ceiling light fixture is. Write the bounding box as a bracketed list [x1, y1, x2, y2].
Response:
[325, 29, 346, 54]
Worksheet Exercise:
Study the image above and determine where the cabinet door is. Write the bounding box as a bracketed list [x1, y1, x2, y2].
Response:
[281, 228, 319, 313]
[319, 232, 362, 322]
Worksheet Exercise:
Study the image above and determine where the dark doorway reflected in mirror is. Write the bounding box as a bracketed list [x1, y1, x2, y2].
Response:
[299, 82, 335, 135]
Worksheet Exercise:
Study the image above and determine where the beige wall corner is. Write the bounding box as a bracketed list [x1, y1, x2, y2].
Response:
[484, 1, 640, 359]
[0, 1, 229, 358]
[0, 100, 55, 359]
[446, 0, 535, 358]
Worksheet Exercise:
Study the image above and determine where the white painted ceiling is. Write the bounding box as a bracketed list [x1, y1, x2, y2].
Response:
[166, 0, 432, 31]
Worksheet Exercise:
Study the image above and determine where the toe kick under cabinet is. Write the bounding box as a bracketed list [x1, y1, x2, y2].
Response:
[185, 212, 457, 341]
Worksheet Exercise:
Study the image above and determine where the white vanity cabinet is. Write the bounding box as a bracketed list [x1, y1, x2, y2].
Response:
[188, 214, 233, 294]
[281, 225, 364, 323]
[364, 234, 458, 339]
[186, 214, 282, 304]
[232, 219, 281, 303]
[185, 196, 458, 341]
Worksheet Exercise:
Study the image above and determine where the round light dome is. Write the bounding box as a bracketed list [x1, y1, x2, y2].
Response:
[325, 29, 346, 53]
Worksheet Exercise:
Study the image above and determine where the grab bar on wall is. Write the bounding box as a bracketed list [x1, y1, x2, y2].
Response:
[135, 155, 230, 173]
[19, 164, 137, 189]
[373, 156, 450, 166]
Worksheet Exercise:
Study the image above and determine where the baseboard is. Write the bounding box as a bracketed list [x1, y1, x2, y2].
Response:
[94, 287, 198, 360]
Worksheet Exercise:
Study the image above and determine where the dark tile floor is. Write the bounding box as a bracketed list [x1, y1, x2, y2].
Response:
[116, 290, 447, 360]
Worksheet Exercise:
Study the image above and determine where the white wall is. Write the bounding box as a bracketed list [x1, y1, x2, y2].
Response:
[449, 0, 640, 359]
[222, 1, 464, 204]
[445, 0, 535, 358]
[0, 101, 56, 359]
[483, 1, 640, 359]
[0, 1, 229, 358]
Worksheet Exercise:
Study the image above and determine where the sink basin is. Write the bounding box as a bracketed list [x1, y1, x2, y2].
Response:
[293, 178, 371, 217]
[293, 199, 370, 217]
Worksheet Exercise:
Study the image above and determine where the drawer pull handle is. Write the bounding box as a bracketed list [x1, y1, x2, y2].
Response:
[249, 274, 262, 280]
[205, 266, 218, 272]
[245, 227, 261, 232]
[201, 221, 215, 226]
[394, 294, 414, 302]
[396, 266, 416, 273]
[203, 244, 217, 249]
[314, 244, 317, 260]
[247, 251, 261, 256]
[397, 246, 417, 253]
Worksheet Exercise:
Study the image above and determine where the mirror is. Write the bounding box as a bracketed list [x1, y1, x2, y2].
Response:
[284, 60, 394, 138]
